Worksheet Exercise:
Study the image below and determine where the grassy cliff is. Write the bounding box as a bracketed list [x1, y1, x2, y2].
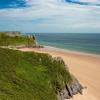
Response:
[0, 48, 72, 100]
[0, 32, 35, 46]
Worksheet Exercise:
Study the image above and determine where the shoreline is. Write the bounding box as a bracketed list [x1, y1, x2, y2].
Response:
[18, 46, 100, 100]
[44, 46, 100, 58]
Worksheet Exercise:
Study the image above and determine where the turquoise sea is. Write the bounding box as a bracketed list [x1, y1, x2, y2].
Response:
[35, 33, 100, 55]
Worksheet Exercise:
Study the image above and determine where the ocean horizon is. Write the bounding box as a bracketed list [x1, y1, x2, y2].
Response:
[34, 33, 100, 55]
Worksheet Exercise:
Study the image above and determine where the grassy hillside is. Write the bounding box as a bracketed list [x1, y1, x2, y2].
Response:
[0, 32, 35, 46]
[0, 48, 72, 100]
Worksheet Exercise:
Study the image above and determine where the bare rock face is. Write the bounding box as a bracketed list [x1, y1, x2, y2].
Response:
[57, 75, 84, 100]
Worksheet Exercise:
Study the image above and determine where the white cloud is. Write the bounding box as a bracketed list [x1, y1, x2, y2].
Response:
[0, 0, 100, 33]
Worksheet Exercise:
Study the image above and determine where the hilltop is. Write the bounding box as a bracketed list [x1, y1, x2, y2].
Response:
[0, 32, 36, 47]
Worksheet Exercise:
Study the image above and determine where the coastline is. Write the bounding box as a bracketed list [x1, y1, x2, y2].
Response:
[19, 46, 100, 100]
[44, 46, 100, 58]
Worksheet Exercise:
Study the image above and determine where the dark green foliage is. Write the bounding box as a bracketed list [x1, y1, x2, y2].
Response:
[0, 48, 72, 100]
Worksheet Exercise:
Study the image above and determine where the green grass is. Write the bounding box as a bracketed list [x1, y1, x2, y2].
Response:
[0, 48, 72, 100]
[0, 32, 35, 46]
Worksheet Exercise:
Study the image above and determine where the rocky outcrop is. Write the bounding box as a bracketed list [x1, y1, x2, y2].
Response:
[57, 75, 84, 100]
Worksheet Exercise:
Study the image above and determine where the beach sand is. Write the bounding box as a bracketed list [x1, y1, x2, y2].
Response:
[19, 46, 100, 100]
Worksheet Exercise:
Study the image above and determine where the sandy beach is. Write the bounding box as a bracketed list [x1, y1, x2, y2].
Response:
[19, 46, 100, 100]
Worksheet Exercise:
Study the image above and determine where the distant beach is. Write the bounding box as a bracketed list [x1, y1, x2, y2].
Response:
[19, 46, 100, 100]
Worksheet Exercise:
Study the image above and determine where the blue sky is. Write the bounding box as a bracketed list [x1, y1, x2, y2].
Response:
[0, 0, 100, 33]
[0, 0, 27, 8]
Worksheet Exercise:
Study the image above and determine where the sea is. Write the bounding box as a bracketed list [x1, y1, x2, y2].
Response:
[34, 33, 100, 55]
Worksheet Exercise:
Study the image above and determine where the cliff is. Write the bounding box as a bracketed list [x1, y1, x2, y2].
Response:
[0, 47, 83, 100]
[0, 32, 36, 47]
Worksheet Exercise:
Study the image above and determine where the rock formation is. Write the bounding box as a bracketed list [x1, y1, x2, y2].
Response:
[57, 75, 84, 100]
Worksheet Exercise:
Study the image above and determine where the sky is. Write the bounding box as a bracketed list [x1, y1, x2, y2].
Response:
[0, 0, 100, 33]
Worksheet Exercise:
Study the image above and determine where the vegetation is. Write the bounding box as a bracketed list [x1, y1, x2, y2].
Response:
[0, 47, 72, 100]
[0, 32, 35, 46]
[0, 32, 72, 99]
